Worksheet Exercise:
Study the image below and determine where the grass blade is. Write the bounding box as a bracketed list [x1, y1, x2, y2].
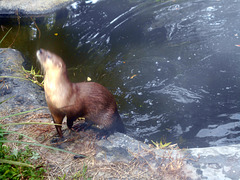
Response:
[0, 107, 46, 120]
[0, 122, 61, 127]
[0, 130, 38, 142]
[0, 27, 12, 44]
[0, 75, 28, 81]
[0, 159, 35, 168]
[0, 140, 86, 158]
[0, 96, 15, 105]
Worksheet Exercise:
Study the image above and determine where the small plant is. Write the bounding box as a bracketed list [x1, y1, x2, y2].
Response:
[151, 140, 172, 149]
[0, 126, 46, 179]
[58, 173, 66, 180]
[22, 66, 44, 87]
[72, 165, 91, 180]
[57, 165, 91, 180]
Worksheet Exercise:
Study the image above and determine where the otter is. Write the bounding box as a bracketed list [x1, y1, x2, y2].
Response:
[36, 49, 125, 140]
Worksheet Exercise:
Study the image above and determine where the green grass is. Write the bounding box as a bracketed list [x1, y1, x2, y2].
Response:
[22, 66, 44, 88]
[58, 165, 92, 180]
[72, 165, 92, 180]
[0, 126, 46, 180]
[0, 66, 44, 88]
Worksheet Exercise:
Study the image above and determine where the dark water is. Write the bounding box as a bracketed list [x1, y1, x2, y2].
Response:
[1, 0, 240, 148]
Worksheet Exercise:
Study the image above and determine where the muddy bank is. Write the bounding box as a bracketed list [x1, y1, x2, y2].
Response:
[0, 0, 75, 16]
[1, 48, 240, 179]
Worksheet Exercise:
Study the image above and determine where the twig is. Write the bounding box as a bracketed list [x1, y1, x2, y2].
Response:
[30, 17, 41, 39]
[0, 79, 5, 90]
[8, 10, 21, 48]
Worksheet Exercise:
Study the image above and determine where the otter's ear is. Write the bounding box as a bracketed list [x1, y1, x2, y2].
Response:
[57, 62, 62, 68]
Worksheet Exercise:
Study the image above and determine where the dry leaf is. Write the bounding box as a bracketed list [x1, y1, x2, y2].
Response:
[87, 77, 92, 81]
[130, 74, 137, 79]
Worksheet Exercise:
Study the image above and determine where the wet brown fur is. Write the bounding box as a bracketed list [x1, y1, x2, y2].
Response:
[36, 49, 124, 138]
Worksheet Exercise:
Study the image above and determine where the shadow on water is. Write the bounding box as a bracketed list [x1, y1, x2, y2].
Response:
[1, 0, 240, 148]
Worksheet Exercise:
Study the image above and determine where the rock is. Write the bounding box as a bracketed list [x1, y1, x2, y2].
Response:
[96, 133, 147, 163]
[186, 145, 240, 180]
[0, 0, 75, 16]
[0, 48, 47, 115]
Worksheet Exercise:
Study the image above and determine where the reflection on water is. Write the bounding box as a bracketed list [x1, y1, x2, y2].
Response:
[1, 0, 240, 148]
[152, 84, 202, 103]
[197, 113, 240, 146]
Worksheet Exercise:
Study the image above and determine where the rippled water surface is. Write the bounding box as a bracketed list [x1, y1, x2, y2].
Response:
[2, 0, 240, 147]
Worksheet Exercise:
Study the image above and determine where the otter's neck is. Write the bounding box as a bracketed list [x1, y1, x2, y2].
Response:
[44, 69, 72, 108]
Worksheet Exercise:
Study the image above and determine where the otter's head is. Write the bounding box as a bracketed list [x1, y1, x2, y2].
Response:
[36, 49, 66, 74]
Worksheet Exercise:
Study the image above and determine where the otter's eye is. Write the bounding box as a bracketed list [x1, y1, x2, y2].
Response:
[47, 55, 51, 59]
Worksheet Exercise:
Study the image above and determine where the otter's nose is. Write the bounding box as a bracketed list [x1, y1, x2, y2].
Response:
[39, 48, 43, 54]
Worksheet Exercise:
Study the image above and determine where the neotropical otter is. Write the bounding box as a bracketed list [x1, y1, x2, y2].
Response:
[36, 49, 125, 139]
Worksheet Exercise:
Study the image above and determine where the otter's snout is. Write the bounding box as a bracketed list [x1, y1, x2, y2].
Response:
[36, 49, 48, 71]
[36, 48, 47, 63]
[38, 48, 43, 55]
[36, 48, 45, 58]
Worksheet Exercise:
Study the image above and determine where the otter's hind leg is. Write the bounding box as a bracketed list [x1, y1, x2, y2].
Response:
[72, 121, 94, 132]
[67, 116, 93, 132]
[96, 129, 111, 140]
[67, 117, 74, 129]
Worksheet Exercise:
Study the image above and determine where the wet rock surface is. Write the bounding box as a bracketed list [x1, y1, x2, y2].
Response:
[1, 48, 240, 179]
[0, 48, 46, 113]
[0, 0, 75, 16]
[187, 145, 240, 180]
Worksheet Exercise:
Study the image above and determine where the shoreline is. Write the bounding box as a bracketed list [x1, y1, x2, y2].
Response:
[1, 48, 240, 179]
